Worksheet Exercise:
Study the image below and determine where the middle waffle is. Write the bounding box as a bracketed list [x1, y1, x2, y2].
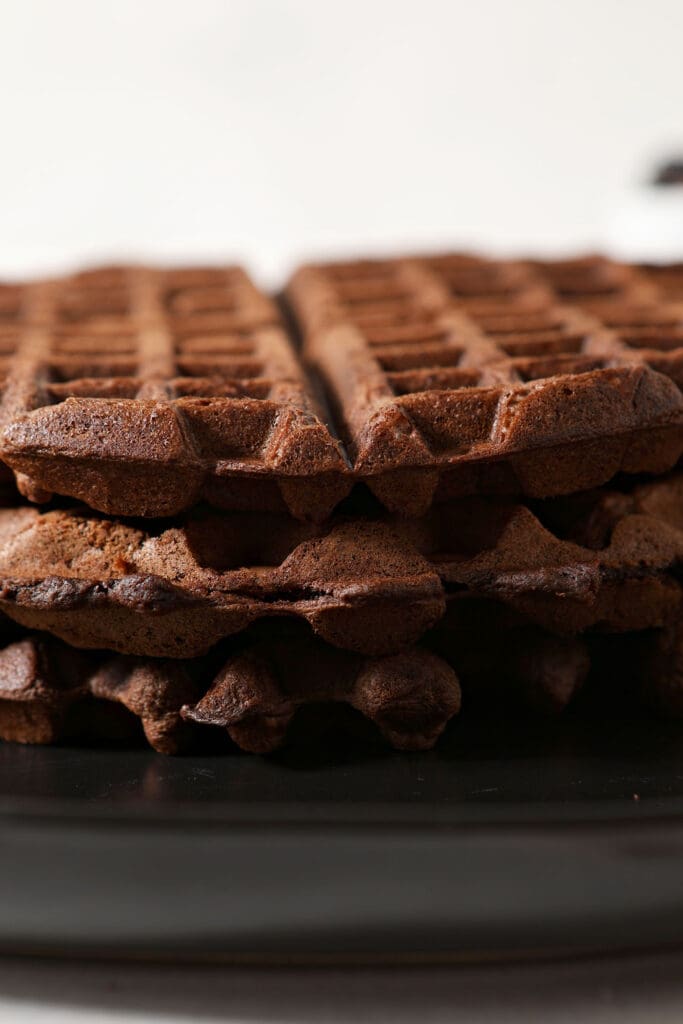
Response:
[0, 472, 680, 657]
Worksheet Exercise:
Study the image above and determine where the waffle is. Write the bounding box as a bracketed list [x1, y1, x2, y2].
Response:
[0, 265, 351, 520]
[2, 615, 682, 754]
[1, 258, 682, 520]
[0, 628, 461, 754]
[427, 604, 591, 715]
[287, 254, 683, 513]
[0, 473, 679, 657]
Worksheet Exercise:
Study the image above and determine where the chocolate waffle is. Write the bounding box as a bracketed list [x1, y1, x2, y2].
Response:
[287, 254, 683, 513]
[0, 629, 461, 754]
[436, 620, 593, 716]
[0, 257, 682, 520]
[1, 615, 680, 754]
[0, 473, 679, 657]
[0, 265, 350, 520]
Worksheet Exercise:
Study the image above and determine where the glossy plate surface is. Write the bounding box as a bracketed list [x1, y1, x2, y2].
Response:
[2, 711, 683, 961]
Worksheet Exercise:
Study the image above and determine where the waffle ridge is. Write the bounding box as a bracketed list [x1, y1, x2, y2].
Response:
[1, 616, 682, 754]
[287, 253, 683, 513]
[0, 257, 682, 518]
[0, 627, 462, 754]
[0, 266, 351, 519]
[0, 473, 679, 658]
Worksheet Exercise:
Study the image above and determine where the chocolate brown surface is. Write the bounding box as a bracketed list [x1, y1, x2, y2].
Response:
[0, 615, 679, 755]
[0, 473, 679, 657]
[0, 257, 682, 520]
[0, 628, 462, 754]
[0, 265, 350, 520]
[287, 254, 683, 513]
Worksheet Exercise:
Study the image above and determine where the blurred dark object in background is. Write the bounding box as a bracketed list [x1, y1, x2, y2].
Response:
[607, 154, 683, 261]
[654, 159, 683, 186]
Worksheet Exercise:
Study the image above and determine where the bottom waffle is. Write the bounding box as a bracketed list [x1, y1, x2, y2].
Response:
[0, 624, 461, 754]
[0, 616, 680, 755]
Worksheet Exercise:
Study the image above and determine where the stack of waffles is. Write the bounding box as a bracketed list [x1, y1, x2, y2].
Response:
[0, 254, 681, 754]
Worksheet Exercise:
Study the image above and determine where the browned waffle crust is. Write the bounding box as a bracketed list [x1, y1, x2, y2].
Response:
[1, 616, 681, 754]
[0, 266, 351, 520]
[0, 628, 461, 753]
[0, 255, 682, 758]
[0, 257, 681, 519]
[0, 473, 679, 657]
[287, 254, 683, 513]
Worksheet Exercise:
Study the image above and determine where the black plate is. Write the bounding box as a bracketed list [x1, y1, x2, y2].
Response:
[2, 710, 683, 963]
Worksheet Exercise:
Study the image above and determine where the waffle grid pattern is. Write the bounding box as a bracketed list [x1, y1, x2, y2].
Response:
[288, 254, 683, 512]
[0, 258, 681, 519]
[0, 266, 349, 518]
[294, 255, 683, 380]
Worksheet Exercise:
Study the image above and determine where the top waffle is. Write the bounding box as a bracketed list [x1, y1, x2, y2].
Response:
[288, 254, 683, 514]
[0, 265, 350, 520]
[0, 257, 682, 520]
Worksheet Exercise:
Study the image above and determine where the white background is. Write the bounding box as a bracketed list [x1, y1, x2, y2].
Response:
[1, 1, 683, 1020]
[1, 0, 682, 283]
